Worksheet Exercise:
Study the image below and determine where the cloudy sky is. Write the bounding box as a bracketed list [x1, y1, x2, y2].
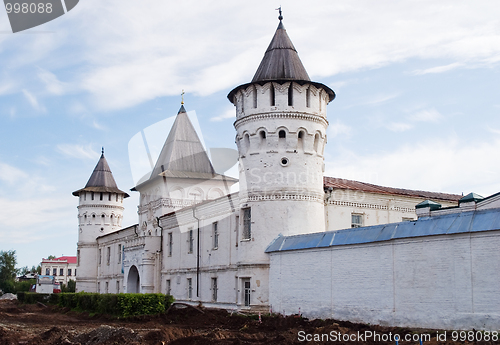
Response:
[1, 0, 499, 268]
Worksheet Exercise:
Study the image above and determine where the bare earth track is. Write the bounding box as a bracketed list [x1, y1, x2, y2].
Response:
[0, 300, 495, 344]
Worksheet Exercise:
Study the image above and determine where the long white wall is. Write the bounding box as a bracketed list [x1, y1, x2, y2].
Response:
[269, 230, 500, 330]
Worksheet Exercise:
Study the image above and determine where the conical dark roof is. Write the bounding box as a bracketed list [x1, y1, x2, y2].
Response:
[146, 106, 216, 182]
[72, 153, 129, 197]
[228, 18, 335, 103]
[252, 20, 310, 83]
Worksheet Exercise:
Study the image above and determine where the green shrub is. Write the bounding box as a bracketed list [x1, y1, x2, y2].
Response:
[57, 292, 174, 317]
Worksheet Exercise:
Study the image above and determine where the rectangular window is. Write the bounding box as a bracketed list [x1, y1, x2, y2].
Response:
[97, 282, 100, 293]
[45, 268, 50, 275]
[351, 214, 363, 228]
[166, 279, 171, 295]
[242, 208, 251, 240]
[91, 192, 94, 200]
[212, 222, 218, 249]
[105, 281, 109, 293]
[168, 232, 173, 256]
[59, 268, 64, 276]
[188, 229, 194, 254]
[211, 277, 218, 301]
[116, 280, 120, 293]
[118, 244, 122, 263]
[235, 215, 239, 247]
[106, 247, 111, 265]
[53, 268, 57, 276]
[187, 278, 192, 299]
[68, 269, 72, 276]
[243, 279, 251, 307]
[100, 192, 103, 201]
[75, 269, 76, 276]
[99, 249, 102, 265]
[77, 250, 80, 267]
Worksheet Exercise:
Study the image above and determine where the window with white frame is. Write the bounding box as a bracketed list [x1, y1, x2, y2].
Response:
[211, 277, 218, 301]
[59, 268, 64, 276]
[168, 232, 173, 256]
[166, 279, 171, 295]
[53, 268, 57, 276]
[188, 229, 194, 254]
[212, 222, 218, 249]
[118, 244, 121, 263]
[106, 247, 111, 265]
[242, 208, 251, 240]
[351, 214, 363, 228]
[187, 278, 192, 299]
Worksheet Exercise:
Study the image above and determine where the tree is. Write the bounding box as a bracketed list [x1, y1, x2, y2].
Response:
[0, 250, 18, 293]
[47, 255, 56, 259]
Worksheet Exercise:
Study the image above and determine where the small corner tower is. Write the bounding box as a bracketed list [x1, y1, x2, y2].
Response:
[228, 12, 335, 247]
[72, 149, 129, 292]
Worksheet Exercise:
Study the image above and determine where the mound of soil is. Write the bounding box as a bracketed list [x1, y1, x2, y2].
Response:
[0, 299, 493, 344]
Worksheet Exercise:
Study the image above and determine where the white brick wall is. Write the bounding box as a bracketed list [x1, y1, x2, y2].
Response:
[269, 231, 500, 329]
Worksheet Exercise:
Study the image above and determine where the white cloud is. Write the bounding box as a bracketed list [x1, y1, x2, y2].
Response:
[0, 163, 28, 184]
[37, 68, 69, 95]
[386, 122, 413, 132]
[92, 120, 106, 131]
[328, 119, 352, 138]
[56, 144, 99, 160]
[364, 93, 400, 106]
[411, 108, 443, 123]
[325, 137, 500, 196]
[0, 196, 74, 243]
[210, 107, 235, 122]
[2, 1, 499, 111]
[411, 62, 464, 75]
[22, 89, 45, 112]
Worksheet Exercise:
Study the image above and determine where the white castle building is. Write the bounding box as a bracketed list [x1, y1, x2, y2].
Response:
[73, 16, 500, 329]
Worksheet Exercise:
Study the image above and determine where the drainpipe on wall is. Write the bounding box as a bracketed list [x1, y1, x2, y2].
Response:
[192, 204, 201, 298]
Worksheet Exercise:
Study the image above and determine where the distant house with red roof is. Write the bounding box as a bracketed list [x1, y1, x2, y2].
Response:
[40, 256, 77, 285]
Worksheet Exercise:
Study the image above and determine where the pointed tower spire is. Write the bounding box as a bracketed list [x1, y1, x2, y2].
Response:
[72, 152, 129, 197]
[251, 13, 310, 83]
[141, 105, 215, 186]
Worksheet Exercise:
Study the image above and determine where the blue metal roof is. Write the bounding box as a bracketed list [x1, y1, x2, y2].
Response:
[265, 208, 500, 253]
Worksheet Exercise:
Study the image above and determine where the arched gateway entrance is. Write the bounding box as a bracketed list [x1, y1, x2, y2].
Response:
[127, 265, 140, 293]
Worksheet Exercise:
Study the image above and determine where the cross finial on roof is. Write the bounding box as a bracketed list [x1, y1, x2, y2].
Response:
[181, 89, 185, 105]
[276, 6, 283, 21]
[101, 147, 104, 155]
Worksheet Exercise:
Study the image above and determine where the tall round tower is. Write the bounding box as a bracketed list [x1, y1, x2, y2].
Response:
[228, 14, 335, 264]
[72, 150, 129, 292]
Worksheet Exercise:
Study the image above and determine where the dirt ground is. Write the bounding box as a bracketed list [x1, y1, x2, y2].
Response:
[0, 299, 496, 345]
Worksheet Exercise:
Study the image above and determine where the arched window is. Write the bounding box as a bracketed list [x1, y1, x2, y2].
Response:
[259, 130, 267, 150]
[297, 130, 304, 151]
[278, 129, 286, 150]
[314, 133, 320, 153]
[244, 133, 250, 154]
